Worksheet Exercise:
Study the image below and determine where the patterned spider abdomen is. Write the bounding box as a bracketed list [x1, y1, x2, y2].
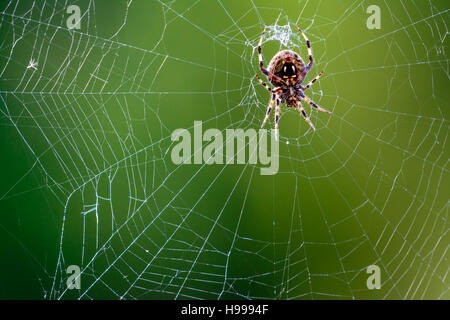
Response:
[268, 50, 306, 87]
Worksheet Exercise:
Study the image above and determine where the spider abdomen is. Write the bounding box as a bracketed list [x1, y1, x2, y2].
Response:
[268, 50, 305, 87]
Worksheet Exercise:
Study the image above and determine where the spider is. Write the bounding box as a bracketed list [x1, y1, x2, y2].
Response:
[255, 26, 331, 139]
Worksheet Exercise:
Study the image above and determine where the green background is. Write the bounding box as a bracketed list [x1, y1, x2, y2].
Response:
[0, 0, 448, 299]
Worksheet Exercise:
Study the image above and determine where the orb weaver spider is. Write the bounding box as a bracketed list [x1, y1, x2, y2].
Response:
[256, 26, 331, 140]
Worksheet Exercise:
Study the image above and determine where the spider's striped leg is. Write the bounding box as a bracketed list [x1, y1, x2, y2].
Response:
[274, 97, 281, 141]
[258, 28, 287, 85]
[261, 93, 276, 129]
[255, 74, 273, 93]
[296, 101, 316, 131]
[301, 93, 332, 114]
[302, 70, 324, 91]
[295, 26, 313, 76]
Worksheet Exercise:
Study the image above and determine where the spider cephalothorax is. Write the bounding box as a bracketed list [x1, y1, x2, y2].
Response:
[255, 25, 331, 139]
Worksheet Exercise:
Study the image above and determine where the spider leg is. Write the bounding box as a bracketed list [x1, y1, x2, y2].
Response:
[274, 96, 281, 141]
[301, 70, 324, 91]
[258, 28, 287, 86]
[296, 101, 316, 131]
[300, 92, 332, 114]
[261, 93, 276, 129]
[255, 74, 274, 93]
[295, 26, 313, 77]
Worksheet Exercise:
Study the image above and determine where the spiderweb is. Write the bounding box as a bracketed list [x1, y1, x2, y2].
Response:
[0, 0, 448, 300]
